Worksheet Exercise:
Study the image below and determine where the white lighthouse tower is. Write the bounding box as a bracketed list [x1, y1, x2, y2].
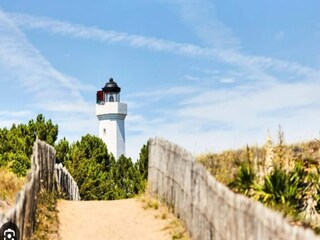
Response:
[96, 78, 127, 159]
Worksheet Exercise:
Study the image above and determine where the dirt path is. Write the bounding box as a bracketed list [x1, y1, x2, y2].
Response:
[57, 198, 172, 240]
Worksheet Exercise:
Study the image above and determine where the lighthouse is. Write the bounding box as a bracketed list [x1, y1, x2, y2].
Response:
[96, 78, 127, 159]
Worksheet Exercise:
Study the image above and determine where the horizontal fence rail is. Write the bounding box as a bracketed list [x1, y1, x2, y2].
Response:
[148, 137, 320, 240]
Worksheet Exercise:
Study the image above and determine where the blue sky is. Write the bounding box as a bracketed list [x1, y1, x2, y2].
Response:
[0, 1, 319, 160]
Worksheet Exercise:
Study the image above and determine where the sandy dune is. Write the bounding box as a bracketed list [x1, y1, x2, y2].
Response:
[57, 198, 172, 240]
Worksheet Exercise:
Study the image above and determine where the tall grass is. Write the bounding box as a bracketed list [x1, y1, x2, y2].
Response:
[197, 133, 320, 234]
[30, 190, 60, 240]
[0, 167, 26, 212]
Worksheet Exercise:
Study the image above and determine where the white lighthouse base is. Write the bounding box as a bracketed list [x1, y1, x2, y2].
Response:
[96, 102, 127, 159]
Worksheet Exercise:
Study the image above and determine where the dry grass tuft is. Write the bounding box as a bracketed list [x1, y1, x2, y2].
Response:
[140, 195, 159, 210]
[0, 167, 26, 212]
[30, 190, 60, 240]
[138, 193, 190, 240]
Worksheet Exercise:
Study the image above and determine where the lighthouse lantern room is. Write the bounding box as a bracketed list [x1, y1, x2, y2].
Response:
[96, 78, 127, 159]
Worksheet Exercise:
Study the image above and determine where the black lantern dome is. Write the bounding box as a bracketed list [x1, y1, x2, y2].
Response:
[102, 78, 121, 93]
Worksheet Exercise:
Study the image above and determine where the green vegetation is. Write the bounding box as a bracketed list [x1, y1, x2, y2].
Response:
[0, 114, 149, 201]
[0, 114, 58, 177]
[198, 128, 320, 233]
[30, 190, 60, 240]
[139, 194, 190, 240]
[59, 134, 148, 200]
[228, 162, 255, 197]
[0, 166, 26, 212]
[0, 114, 150, 238]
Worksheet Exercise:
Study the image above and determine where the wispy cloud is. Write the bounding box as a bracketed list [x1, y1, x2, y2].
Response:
[0, 10, 96, 139]
[127, 85, 198, 98]
[125, 80, 320, 156]
[0, 11, 94, 103]
[165, 0, 319, 86]
[219, 78, 235, 84]
[0, 110, 34, 128]
[7, 12, 319, 79]
[0, 110, 33, 118]
[168, 0, 240, 49]
[1, 8, 319, 159]
[122, 0, 320, 156]
[184, 75, 201, 82]
[178, 82, 320, 123]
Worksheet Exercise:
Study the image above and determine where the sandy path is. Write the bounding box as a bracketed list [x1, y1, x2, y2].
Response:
[57, 198, 171, 240]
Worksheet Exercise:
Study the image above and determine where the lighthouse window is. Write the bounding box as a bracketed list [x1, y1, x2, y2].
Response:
[109, 95, 114, 102]
[103, 129, 106, 135]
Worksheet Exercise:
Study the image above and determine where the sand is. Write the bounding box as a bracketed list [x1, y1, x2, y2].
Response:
[57, 198, 172, 240]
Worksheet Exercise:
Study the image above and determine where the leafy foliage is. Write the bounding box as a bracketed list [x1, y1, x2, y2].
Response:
[135, 142, 149, 181]
[255, 167, 290, 206]
[228, 162, 255, 196]
[30, 190, 59, 240]
[0, 114, 149, 200]
[197, 148, 258, 185]
[134, 141, 149, 191]
[55, 137, 69, 164]
[0, 114, 58, 176]
[198, 130, 320, 234]
[62, 134, 149, 200]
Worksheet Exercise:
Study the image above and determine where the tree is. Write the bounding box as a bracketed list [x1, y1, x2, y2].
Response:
[55, 137, 70, 164]
[63, 136, 149, 200]
[0, 114, 58, 176]
[28, 114, 58, 145]
[135, 142, 149, 181]
[111, 155, 141, 198]
[64, 134, 112, 200]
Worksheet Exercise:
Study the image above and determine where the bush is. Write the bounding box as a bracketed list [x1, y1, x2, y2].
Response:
[228, 162, 255, 196]
[10, 153, 31, 177]
[62, 134, 149, 200]
[0, 114, 58, 177]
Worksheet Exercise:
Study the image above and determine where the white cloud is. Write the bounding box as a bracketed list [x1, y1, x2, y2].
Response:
[0, 11, 94, 100]
[186, 82, 319, 143]
[1, 9, 319, 160]
[184, 75, 201, 81]
[126, 114, 145, 124]
[219, 78, 235, 84]
[169, 0, 240, 49]
[7, 12, 319, 79]
[0, 110, 33, 118]
[0, 110, 34, 129]
[127, 85, 198, 99]
[0, 10, 96, 140]
[192, 67, 220, 75]
[124, 77, 320, 157]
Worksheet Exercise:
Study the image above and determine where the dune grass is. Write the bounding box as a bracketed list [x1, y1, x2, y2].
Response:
[197, 137, 320, 234]
[139, 193, 191, 240]
[0, 167, 26, 212]
[30, 189, 60, 240]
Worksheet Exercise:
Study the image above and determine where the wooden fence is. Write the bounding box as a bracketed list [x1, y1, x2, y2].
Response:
[55, 163, 80, 200]
[0, 139, 80, 239]
[148, 137, 320, 240]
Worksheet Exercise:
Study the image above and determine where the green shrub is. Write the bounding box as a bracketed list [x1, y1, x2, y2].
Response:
[0, 114, 58, 177]
[10, 153, 31, 177]
[63, 134, 149, 200]
[229, 162, 255, 196]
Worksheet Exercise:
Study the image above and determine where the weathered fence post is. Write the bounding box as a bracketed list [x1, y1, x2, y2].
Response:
[148, 137, 320, 240]
[0, 139, 80, 240]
